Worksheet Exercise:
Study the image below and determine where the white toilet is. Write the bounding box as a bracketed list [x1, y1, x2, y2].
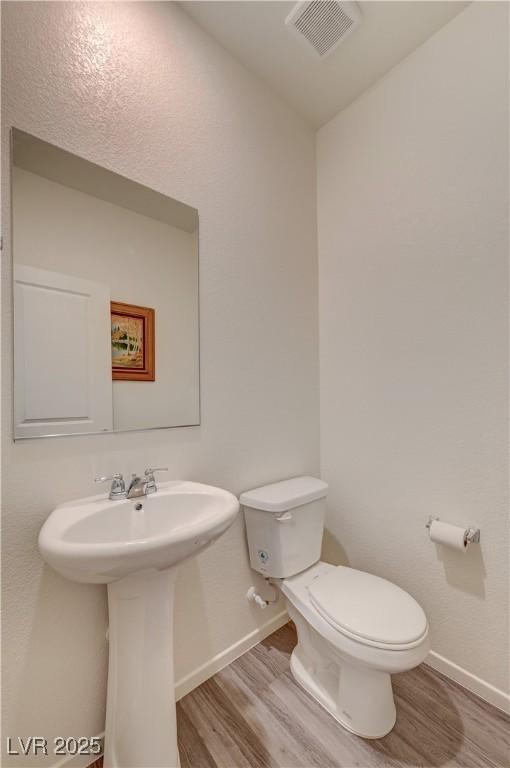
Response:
[240, 476, 430, 739]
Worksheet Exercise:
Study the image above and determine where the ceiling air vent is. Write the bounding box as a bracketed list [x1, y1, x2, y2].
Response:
[285, 1, 362, 59]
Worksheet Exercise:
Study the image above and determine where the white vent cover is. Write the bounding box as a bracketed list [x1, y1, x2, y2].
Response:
[285, 1, 362, 58]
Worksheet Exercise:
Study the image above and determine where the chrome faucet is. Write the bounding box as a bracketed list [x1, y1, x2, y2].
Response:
[95, 468, 167, 500]
[127, 468, 168, 498]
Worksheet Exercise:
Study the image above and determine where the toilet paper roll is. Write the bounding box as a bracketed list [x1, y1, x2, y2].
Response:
[429, 519, 467, 551]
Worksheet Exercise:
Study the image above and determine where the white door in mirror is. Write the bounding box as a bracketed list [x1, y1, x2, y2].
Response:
[14, 264, 113, 438]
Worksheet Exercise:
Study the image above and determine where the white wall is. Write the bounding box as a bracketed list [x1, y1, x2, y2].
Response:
[13, 167, 199, 431]
[1, 2, 319, 763]
[317, 2, 509, 705]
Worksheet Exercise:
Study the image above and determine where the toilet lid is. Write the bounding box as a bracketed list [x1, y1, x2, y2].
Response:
[308, 566, 428, 648]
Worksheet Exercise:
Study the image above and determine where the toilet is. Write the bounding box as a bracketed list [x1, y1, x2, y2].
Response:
[240, 476, 430, 739]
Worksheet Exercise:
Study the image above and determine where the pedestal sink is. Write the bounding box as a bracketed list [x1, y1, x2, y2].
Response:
[38, 480, 239, 768]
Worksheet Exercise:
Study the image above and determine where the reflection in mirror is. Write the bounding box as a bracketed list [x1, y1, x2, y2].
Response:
[11, 129, 199, 439]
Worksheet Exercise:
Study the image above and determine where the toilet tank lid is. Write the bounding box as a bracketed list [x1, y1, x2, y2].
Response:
[240, 476, 328, 512]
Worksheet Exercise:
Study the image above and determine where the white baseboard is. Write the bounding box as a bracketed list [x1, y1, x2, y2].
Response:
[174, 609, 289, 701]
[425, 651, 510, 715]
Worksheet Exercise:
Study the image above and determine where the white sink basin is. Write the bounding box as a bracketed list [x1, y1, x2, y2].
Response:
[38, 479, 239, 768]
[39, 480, 239, 583]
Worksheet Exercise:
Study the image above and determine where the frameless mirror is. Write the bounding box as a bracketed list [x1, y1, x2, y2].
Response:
[11, 129, 199, 439]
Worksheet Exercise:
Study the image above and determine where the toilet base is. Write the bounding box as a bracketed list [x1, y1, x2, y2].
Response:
[287, 605, 397, 739]
[290, 648, 396, 739]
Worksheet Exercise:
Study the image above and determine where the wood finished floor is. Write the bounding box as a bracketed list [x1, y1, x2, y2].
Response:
[94, 623, 510, 768]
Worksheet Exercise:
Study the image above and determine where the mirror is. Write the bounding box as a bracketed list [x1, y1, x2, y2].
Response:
[11, 129, 199, 439]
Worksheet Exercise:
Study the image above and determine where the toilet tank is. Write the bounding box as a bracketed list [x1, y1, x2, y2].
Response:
[240, 476, 328, 579]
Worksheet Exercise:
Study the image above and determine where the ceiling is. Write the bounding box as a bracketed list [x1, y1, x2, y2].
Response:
[180, 1, 469, 128]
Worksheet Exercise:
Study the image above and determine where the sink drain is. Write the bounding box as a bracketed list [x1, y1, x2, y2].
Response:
[134, 502, 143, 511]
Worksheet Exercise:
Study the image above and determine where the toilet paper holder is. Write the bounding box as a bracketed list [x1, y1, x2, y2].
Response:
[425, 516, 481, 545]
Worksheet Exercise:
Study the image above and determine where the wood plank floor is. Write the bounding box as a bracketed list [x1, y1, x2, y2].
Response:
[94, 622, 510, 767]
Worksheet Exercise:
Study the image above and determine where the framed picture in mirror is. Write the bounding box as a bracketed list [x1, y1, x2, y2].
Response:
[111, 301, 155, 381]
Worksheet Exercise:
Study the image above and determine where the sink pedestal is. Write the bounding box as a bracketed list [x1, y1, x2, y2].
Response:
[104, 567, 180, 768]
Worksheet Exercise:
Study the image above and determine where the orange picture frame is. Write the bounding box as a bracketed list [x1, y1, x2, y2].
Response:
[111, 301, 155, 381]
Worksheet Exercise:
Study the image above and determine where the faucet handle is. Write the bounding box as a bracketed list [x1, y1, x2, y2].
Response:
[144, 467, 168, 494]
[94, 473, 126, 499]
[144, 467, 168, 477]
[95, 472, 123, 481]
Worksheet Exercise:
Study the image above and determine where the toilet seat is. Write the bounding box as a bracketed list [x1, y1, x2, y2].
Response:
[308, 566, 428, 650]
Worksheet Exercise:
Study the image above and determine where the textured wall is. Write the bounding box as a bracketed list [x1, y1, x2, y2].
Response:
[318, 3, 509, 697]
[1, 2, 319, 761]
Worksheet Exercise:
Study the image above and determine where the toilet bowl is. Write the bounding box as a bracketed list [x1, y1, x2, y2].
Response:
[241, 476, 430, 739]
[280, 561, 429, 738]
